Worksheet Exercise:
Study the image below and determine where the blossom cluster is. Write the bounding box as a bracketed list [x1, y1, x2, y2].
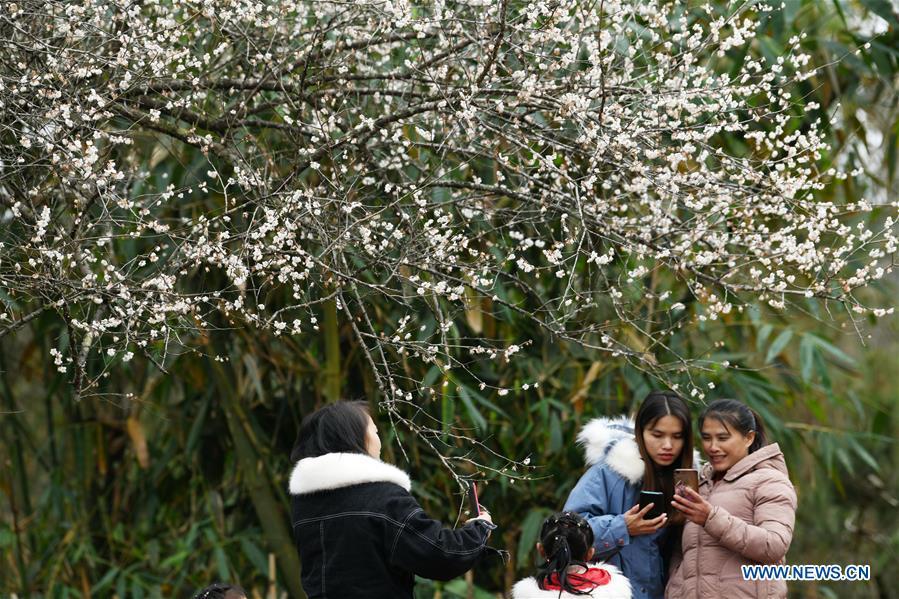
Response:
[1, 0, 895, 410]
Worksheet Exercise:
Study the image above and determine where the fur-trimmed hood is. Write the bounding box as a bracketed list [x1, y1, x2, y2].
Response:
[512, 563, 632, 598]
[577, 416, 645, 485]
[289, 452, 411, 495]
[577, 416, 703, 486]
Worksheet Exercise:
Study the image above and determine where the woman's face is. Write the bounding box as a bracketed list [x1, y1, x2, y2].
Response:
[701, 417, 754, 473]
[642, 415, 685, 467]
[365, 415, 382, 459]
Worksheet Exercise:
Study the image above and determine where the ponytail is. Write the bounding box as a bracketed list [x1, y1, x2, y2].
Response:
[747, 408, 767, 453]
[536, 512, 594, 596]
[545, 536, 573, 587]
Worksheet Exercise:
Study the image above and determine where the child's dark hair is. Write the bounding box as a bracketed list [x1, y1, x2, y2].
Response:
[291, 400, 370, 461]
[699, 399, 767, 453]
[536, 512, 595, 596]
[192, 583, 247, 599]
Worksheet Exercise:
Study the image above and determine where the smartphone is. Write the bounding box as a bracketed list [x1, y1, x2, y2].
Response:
[467, 482, 481, 515]
[638, 490, 664, 519]
[674, 468, 699, 496]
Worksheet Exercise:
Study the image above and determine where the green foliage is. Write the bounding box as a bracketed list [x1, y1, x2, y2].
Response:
[2, 0, 898, 598]
[5, 279, 898, 598]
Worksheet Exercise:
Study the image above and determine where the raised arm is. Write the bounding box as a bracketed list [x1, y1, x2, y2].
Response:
[386, 491, 495, 581]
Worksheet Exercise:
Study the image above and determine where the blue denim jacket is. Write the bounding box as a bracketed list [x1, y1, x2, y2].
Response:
[563, 417, 667, 599]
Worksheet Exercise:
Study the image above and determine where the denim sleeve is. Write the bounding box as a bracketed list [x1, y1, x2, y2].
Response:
[386, 491, 492, 581]
[563, 465, 631, 555]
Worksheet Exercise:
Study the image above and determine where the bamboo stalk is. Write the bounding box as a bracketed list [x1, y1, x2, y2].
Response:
[322, 298, 341, 402]
[1, 467, 28, 594]
[209, 359, 307, 599]
[268, 553, 276, 599]
[0, 347, 32, 593]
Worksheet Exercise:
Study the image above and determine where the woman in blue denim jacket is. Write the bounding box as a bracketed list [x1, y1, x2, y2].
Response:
[564, 391, 694, 599]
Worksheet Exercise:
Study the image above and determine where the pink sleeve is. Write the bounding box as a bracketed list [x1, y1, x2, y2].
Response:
[702, 476, 797, 564]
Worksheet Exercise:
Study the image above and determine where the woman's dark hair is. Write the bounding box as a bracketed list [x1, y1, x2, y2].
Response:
[699, 399, 767, 454]
[536, 512, 595, 596]
[634, 390, 693, 513]
[290, 401, 371, 462]
[634, 391, 693, 565]
[192, 583, 247, 599]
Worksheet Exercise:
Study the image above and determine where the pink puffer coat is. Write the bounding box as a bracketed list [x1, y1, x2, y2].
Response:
[665, 443, 797, 599]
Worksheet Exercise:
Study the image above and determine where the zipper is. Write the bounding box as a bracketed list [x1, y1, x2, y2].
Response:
[695, 480, 710, 599]
[694, 522, 701, 599]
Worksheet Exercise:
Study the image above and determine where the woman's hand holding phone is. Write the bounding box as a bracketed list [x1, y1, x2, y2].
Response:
[465, 483, 493, 536]
[468, 509, 493, 525]
[624, 503, 667, 536]
[467, 507, 493, 539]
[671, 486, 712, 525]
[674, 469, 699, 497]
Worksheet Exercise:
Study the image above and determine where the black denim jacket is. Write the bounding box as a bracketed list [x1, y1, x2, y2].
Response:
[290, 453, 494, 598]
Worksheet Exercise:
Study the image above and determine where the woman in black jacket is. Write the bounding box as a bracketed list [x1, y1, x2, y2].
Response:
[289, 401, 496, 598]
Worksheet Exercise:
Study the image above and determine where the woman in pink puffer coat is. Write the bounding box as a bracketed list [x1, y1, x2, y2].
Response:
[665, 400, 797, 599]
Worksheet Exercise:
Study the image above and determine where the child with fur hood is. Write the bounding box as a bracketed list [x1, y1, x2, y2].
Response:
[512, 512, 632, 598]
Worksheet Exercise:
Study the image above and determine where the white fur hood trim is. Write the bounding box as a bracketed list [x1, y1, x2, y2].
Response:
[512, 564, 632, 598]
[289, 452, 411, 495]
[577, 416, 644, 485]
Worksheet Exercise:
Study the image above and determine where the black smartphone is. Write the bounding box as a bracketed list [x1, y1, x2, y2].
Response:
[467, 482, 481, 515]
[639, 490, 664, 519]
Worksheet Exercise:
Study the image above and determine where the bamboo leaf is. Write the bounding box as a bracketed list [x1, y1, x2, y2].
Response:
[214, 546, 230, 581]
[517, 508, 553, 564]
[765, 329, 793, 363]
[809, 335, 857, 368]
[463, 287, 483, 334]
[92, 567, 120, 592]
[858, 0, 899, 26]
[185, 393, 211, 454]
[848, 438, 880, 472]
[240, 538, 270, 576]
[126, 416, 151, 469]
[441, 377, 455, 439]
[549, 413, 563, 453]
[799, 335, 816, 382]
[457, 385, 487, 432]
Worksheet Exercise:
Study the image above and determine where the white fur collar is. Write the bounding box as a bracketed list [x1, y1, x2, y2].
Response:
[577, 417, 644, 485]
[512, 564, 632, 598]
[289, 452, 411, 495]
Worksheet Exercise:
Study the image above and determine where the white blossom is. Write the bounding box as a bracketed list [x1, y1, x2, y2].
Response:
[0, 0, 894, 415]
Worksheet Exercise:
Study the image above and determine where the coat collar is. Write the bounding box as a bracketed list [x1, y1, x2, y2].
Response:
[289, 452, 412, 495]
[699, 443, 787, 484]
[577, 416, 644, 485]
[512, 564, 632, 599]
[723, 443, 786, 482]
